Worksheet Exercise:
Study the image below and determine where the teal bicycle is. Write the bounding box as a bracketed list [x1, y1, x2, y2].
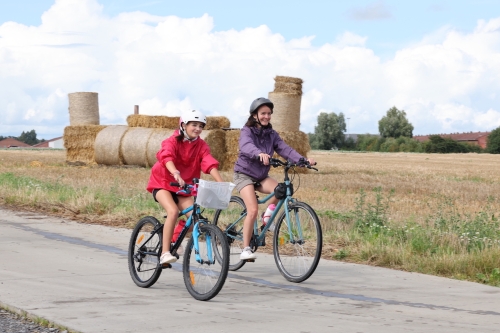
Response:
[213, 158, 322, 283]
[128, 179, 230, 301]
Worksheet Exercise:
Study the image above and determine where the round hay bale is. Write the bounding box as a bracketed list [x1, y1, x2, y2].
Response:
[268, 92, 301, 132]
[275, 76, 304, 85]
[274, 76, 303, 95]
[68, 92, 100, 125]
[121, 127, 154, 167]
[94, 125, 128, 165]
[146, 129, 176, 167]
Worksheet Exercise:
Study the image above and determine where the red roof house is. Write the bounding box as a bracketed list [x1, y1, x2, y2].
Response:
[413, 132, 490, 149]
[0, 138, 32, 148]
[32, 136, 64, 148]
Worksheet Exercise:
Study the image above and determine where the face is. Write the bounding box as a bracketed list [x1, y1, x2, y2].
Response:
[183, 121, 205, 138]
[254, 105, 272, 126]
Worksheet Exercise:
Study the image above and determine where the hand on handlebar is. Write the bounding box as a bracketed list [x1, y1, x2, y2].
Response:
[173, 173, 185, 187]
[307, 158, 317, 166]
[258, 153, 271, 166]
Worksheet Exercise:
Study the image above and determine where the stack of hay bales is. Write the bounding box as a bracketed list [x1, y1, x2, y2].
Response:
[64, 79, 309, 170]
[269, 76, 310, 171]
[90, 115, 230, 168]
[222, 76, 310, 172]
[64, 92, 107, 165]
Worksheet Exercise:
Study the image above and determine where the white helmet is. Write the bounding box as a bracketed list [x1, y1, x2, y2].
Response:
[179, 110, 206, 140]
[180, 110, 206, 125]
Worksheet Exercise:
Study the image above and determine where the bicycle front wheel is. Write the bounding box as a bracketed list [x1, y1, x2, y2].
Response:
[128, 216, 163, 288]
[213, 196, 247, 271]
[273, 201, 322, 283]
[183, 223, 229, 301]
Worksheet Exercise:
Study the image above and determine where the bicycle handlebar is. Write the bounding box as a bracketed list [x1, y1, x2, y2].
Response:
[269, 157, 318, 171]
[170, 178, 199, 195]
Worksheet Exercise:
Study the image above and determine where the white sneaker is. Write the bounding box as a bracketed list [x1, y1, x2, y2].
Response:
[160, 252, 177, 264]
[240, 247, 257, 260]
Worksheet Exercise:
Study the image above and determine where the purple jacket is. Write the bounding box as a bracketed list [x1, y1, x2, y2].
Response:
[234, 126, 303, 181]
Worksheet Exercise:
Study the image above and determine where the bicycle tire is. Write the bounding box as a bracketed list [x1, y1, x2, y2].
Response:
[128, 216, 163, 288]
[183, 223, 229, 301]
[213, 196, 247, 271]
[273, 201, 322, 283]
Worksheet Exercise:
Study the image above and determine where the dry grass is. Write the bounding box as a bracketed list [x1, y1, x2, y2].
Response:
[1, 149, 499, 285]
[290, 151, 500, 224]
[1, 149, 499, 225]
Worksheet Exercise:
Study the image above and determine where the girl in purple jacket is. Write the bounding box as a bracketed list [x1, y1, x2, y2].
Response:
[233, 97, 315, 260]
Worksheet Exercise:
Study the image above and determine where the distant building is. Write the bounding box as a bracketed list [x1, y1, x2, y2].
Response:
[33, 136, 64, 149]
[413, 132, 490, 149]
[0, 138, 31, 148]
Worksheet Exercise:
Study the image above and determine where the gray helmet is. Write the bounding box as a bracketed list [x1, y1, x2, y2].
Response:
[249, 97, 274, 114]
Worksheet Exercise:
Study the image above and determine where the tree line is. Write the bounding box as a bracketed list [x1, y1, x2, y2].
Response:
[308, 107, 500, 154]
[0, 130, 45, 145]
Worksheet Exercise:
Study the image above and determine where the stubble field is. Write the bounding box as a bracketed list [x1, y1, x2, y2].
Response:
[1, 148, 499, 286]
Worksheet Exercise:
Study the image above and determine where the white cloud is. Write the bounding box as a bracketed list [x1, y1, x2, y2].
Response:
[0, 0, 499, 139]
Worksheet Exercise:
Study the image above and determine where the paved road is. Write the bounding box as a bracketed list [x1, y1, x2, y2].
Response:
[1, 207, 499, 333]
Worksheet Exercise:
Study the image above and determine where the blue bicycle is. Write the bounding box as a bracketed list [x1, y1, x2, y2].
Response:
[128, 179, 230, 301]
[213, 158, 322, 283]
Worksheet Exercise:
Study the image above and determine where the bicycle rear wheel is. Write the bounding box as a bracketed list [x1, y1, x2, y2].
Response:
[213, 196, 247, 271]
[128, 216, 163, 288]
[183, 223, 229, 301]
[273, 201, 322, 283]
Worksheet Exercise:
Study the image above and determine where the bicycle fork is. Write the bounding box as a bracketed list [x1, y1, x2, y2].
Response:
[192, 222, 215, 265]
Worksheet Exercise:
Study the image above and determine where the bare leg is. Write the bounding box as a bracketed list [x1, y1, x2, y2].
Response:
[155, 190, 180, 254]
[255, 177, 279, 206]
[239, 184, 258, 248]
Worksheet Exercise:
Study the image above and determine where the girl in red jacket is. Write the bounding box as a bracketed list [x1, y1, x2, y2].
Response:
[147, 110, 223, 265]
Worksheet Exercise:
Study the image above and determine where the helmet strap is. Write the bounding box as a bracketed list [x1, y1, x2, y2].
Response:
[180, 123, 198, 141]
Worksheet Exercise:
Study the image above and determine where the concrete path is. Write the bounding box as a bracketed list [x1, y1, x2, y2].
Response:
[1, 207, 499, 333]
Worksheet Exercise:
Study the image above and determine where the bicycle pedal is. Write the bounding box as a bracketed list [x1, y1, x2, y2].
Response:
[244, 259, 255, 263]
[161, 263, 172, 269]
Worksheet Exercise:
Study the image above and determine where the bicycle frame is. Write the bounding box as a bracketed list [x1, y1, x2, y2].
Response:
[226, 162, 305, 248]
[137, 197, 214, 266]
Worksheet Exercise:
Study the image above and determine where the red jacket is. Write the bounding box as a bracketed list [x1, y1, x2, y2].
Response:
[147, 130, 219, 194]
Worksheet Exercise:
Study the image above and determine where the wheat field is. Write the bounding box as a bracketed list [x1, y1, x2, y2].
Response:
[1, 149, 499, 285]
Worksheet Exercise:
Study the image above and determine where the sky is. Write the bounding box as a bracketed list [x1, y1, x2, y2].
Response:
[1, 0, 500, 140]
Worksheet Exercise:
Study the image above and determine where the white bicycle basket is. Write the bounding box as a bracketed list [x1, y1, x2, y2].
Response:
[195, 179, 236, 210]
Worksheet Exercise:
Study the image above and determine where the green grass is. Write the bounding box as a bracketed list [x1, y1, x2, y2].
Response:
[319, 187, 500, 287]
[0, 172, 163, 225]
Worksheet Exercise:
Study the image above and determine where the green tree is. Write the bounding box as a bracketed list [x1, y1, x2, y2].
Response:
[17, 129, 40, 145]
[486, 127, 500, 154]
[309, 112, 346, 150]
[378, 106, 414, 138]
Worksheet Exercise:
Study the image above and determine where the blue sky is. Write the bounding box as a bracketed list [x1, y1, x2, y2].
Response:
[1, 0, 500, 139]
